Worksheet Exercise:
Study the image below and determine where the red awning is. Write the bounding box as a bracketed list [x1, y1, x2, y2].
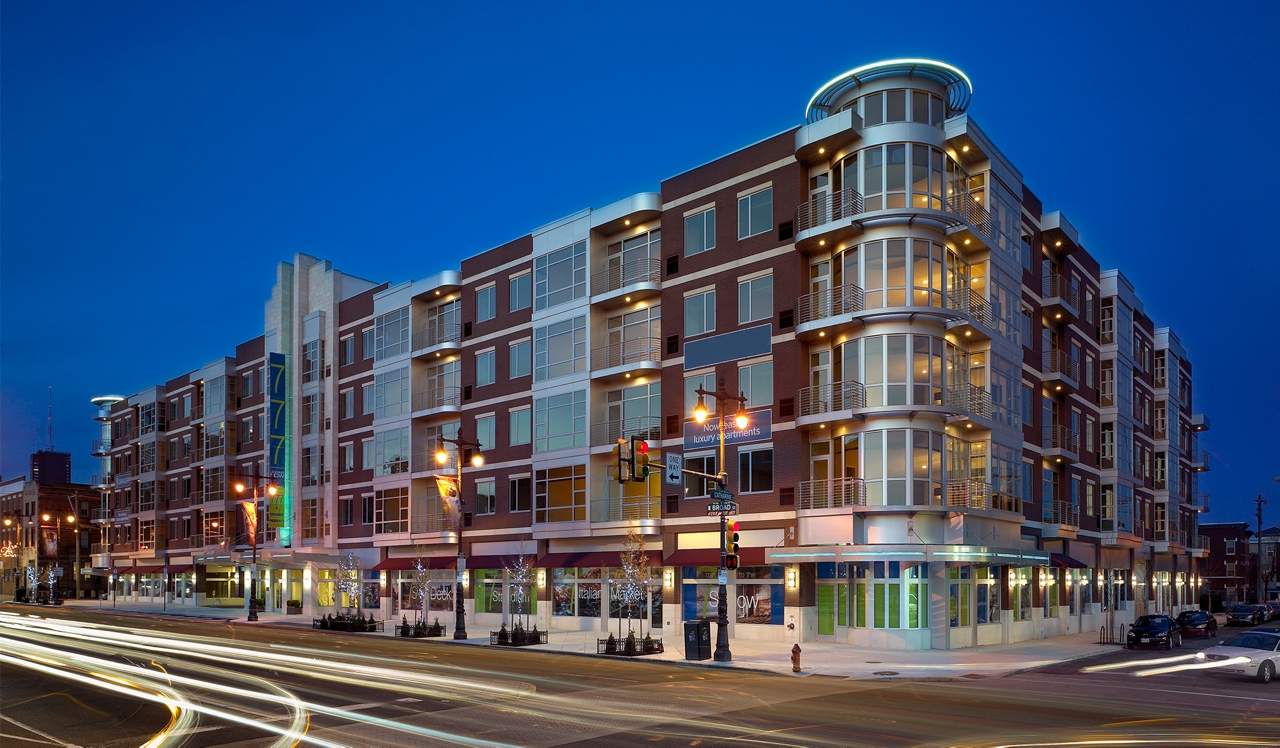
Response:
[372, 557, 456, 571]
[1049, 553, 1088, 569]
[664, 548, 766, 567]
[129, 566, 165, 575]
[535, 551, 663, 569]
[166, 565, 193, 574]
[460, 555, 520, 571]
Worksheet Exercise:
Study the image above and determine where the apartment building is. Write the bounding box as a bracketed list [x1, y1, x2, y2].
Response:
[1201, 522, 1255, 608]
[0, 475, 101, 600]
[91, 59, 1211, 649]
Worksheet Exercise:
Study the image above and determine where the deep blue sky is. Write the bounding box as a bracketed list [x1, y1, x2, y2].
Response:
[2, 1, 1276, 526]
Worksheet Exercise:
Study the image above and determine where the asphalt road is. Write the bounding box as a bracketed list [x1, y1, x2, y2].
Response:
[3, 607, 1279, 748]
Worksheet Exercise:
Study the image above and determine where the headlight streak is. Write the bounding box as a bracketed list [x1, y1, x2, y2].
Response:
[0, 633, 521, 748]
[1080, 654, 1199, 673]
[1132, 656, 1253, 678]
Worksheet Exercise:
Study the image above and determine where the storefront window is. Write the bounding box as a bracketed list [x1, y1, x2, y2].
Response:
[735, 566, 783, 625]
[907, 565, 928, 629]
[552, 568, 601, 617]
[976, 567, 1000, 624]
[948, 566, 970, 627]
[682, 567, 721, 620]
[317, 568, 334, 607]
[477, 569, 503, 614]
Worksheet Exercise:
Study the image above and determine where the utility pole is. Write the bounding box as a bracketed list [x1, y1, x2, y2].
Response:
[1258, 493, 1269, 604]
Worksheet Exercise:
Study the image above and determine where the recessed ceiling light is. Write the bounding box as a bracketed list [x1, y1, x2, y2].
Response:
[625, 296, 631, 302]
[1055, 313, 1062, 319]
[625, 220, 631, 226]
[819, 331, 825, 337]
[964, 331, 971, 337]
[1055, 241, 1062, 247]
[819, 240, 826, 246]
[964, 239, 971, 245]
[818, 147, 825, 154]
[962, 145, 970, 152]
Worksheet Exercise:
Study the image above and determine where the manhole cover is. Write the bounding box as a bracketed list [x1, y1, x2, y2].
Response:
[872, 670, 899, 676]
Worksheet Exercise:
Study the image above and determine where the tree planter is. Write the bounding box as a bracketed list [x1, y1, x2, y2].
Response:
[597, 635, 663, 656]
[490, 625, 547, 646]
[286, 600, 302, 615]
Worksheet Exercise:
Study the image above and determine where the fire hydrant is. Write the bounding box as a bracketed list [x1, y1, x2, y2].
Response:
[791, 643, 802, 673]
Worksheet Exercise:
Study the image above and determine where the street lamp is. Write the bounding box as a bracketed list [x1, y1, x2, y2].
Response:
[235, 474, 279, 622]
[692, 376, 749, 663]
[437, 434, 483, 640]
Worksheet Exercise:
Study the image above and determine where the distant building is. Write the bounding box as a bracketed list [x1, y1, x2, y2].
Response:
[1253, 525, 1280, 602]
[1201, 522, 1255, 608]
[30, 450, 71, 486]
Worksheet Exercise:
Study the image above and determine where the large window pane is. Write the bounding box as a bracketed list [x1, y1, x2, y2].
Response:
[685, 290, 716, 337]
[533, 242, 587, 311]
[684, 209, 716, 256]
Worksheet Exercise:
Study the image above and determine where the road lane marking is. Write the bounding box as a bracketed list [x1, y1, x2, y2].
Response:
[0, 714, 83, 748]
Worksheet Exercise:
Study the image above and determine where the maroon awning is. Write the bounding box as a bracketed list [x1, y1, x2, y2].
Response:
[461, 555, 521, 571]
[129, 565, 165, 574]
[166, 565, 193, 574]
[372, 557, 456, 571]
[664, 548, 766, 567]
[535, 551, 662, 569]
[1049, 553, 1088, 569]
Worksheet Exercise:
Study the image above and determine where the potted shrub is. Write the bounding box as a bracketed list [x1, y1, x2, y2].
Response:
[624, 632, 637, 656]
[643, 634, 655, 653]
[605, 633, 617, 654]
[497, 624, 509, 645]
[427, 618, 443, 637]
[513, 622, 526, 646]
[530, 624, 541, 644]
[286, 600, 302, 615]
[400, 615, 411, 637]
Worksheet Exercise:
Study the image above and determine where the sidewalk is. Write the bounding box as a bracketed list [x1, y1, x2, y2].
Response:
[37, 599, 1111, 680]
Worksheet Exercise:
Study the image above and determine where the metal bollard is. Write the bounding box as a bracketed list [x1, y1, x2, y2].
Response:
[791, 643, 802, 673]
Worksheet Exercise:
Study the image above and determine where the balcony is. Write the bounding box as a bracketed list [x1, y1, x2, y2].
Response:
[590, 338, 661, 381]
[1043, 499, 1080, 538]
[1190, 534, 1210, 558]
[412, 386, 461, 416]
[411, 512, 455, 535]
[795, 381, 866, 429]
[1041, 273, 1079, 325]
[945, 382, 993, 422]
[590, 258, 661, 308]
[112, 541, 138, 554]
[1042, 424, 1080, 464]
[1190, 491, 1210, 512]
[91, 543, 110, 555]
[794, 188, 865, 252]
[90, 507, 113, 524]
[1101, 512, 1143, 547]
[191, 404, 204, 420]
[410, 452, 451, 474]
[191, 447, 204, 463]
[943, 287, 997, 341]
[91, 438, 112, 456]
[794, 284, 866, 339]
[589, 416, 662, 448]
[412, 324, 462, 356]
[1191, 413, 1210, 432]
[90, 473, 112, 488]
[947, 479, 992, 510]
[591, 497, 660, 523]
[1189, 450, 1210, 472]
[797, 477, 866, 510]
[189, 490, 203, 506]
[944, 188, 992, 241]
[1042, 349, 1080, 396]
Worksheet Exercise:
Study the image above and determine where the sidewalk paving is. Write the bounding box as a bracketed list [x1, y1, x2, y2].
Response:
[34, 599, 1118, 680]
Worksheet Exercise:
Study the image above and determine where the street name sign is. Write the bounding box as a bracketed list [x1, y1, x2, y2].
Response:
[710, 489, 734, 501]
[706, 500, 738, 515]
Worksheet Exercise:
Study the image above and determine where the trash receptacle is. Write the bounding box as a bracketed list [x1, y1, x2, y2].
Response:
[684, 619, 711, 661]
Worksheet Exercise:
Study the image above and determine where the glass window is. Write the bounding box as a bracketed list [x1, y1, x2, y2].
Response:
[362, 383, 374, 415]
[374, 307, 411, 360]
[340, 389, 354, 420]
[534, 390, 587, 452]
[476, 350, 496, 387]
[476, 415, 495, 451]
[361, 439, 374, 470]
[738, 448, 773, 493]
[738, 361, 773, 409]
[685, 289, 716, 337]
[374, 487, 409, 533]
[509, 477, 531, 512]
[737, 188, 773, 239]
[685, 373, 716, 416]
[373, 428, 409, 476]
[509, 407, 531, 446]
[509, 273, 531, 312]
[362, 329, 374, 360]
[534, 316, 587, 382]
[684, 453, 718, 498]
[340, 443, 354, 473]
[340, 337, 355, 366]
[886, 90, 906, 122]
[685, 208, 716, 256]
[510, 339, 531, 379]
[374, 366, 410, 419]
[474, 479, 496, 514]
[476, 285, 496, 323]
[738, 275, 773, 324]
[535, 464, 587, 523]
[862, 92, 883, 126]
[534, 241, 587, 311]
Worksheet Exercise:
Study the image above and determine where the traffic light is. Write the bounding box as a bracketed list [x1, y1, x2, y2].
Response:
[630, 436, 650, 483]
[614, 439, 630, 483]
[726, 520, 740, 555]
[725, 554, 740, 570]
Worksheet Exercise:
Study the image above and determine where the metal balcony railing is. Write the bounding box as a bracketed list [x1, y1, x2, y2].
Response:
[1193, 534, 1209, 550]
[797, 477, 866, 510]
[591, 497, 661, 522]
[189, 535, 205, 548]
[1189, 450, 1210, 469]
[91, 438, 112, 455]
[190, 490, 203, 505]
[946, 288, 995, 329]
[91, 543, 110, 555]
[191, 447, 204, 463]
[90, 474, 110, 488]
[795, 188, 865, 233]
[91, 507, 112, 523]
[945, 383, 992, 419]
[591, 258, 661, 294]
[947, 479, 992, 510]
[591, 338, 662, 370]
[412, 324, 462, 351]
[1042, 272, 1079, 309]
[139, 540, 156, 552]
[1191, 492, 1210, 511]
[796, 284, 866, 325]
[411, 452, 454, 473]
[944, 187, 992, 239]
[412, 387, 461, 412]
[796, 381, 866, 417]
[411, 513, 454, 534]
[1045, 500, 1080, 528]
[590, 417, 662, 447]
[191, 404, 204, 420]
[376, 459, 410, 477]
[118, 426, 139, 442]
[113, 541, 137, 553]
[1043, 349, 1079, 381]
[1042, 424, 1079, 454]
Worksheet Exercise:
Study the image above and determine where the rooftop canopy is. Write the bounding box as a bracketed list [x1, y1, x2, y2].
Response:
[805, 58, 973, 124]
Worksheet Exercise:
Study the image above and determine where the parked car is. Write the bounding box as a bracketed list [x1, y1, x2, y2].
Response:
[1127, 615, 1182, 649]
[1228, 604, 1264, 626]
[1256, 604, 1274, 623]
[1177, 610, 1219, 639]
[1267, 602, 1280, 621]
[1198, 630, 1280, 683]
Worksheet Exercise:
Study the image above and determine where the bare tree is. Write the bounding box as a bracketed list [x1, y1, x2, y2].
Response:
[616, 527, 650, 638]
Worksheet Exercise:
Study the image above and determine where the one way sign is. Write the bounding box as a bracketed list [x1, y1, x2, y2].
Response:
[664, 453, 683, 485]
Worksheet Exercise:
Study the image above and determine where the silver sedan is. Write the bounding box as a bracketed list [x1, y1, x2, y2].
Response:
[1198, 631, 1280, 683]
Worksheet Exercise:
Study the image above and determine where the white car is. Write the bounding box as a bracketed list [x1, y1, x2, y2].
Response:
[1198, 631, 1280, 683]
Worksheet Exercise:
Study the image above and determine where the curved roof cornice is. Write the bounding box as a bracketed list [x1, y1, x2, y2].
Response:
[805, 59, 973, 123]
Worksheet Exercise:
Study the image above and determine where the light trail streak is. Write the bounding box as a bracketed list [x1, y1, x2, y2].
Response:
[1080, 653, 1199, 672]
[1132, 656, 1252, 678]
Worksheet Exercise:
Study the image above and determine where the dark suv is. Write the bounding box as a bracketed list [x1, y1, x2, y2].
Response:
[1176, 610, 1218, 639]
[1228, 603, 1263, 626]
[1128, 615, 1182, 649]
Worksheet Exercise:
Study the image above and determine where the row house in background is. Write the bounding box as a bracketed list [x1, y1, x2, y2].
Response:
[90, 59, 1211, 650]
[1199, 522, 1255, 609]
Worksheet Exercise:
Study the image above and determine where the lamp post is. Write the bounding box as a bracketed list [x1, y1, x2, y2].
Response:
[235, 473, 279, 622]
[692, 376, 749, 663]
[437, 435, 483, 640]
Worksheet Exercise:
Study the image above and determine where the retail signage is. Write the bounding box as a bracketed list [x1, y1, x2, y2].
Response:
[683, 410, 771, 450]
[267, 352, 288, 481]
[113, 509, 131, 523]
[266, 497, 285, 529]
[683, 324, 771, 370]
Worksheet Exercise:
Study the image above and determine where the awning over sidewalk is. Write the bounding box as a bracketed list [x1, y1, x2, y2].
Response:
[128, 566, 165, 575]
[1049, 553, 1088, 569]
[372, 557, 456, 571]
[665, 548, 766, 567]
[535, 551, 662, 568]
[167, 565, 193, 574]
[765, 544, 1050, 566]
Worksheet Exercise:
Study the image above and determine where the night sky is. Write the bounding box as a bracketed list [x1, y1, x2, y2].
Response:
[2, 1, 1276, 526]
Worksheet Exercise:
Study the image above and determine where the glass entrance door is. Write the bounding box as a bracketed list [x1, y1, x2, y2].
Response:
[817, 584, 836, 639]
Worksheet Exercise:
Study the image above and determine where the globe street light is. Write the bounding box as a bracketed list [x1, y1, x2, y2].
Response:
[437, 435, 483, 640]
[234, 474, 279, 622]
